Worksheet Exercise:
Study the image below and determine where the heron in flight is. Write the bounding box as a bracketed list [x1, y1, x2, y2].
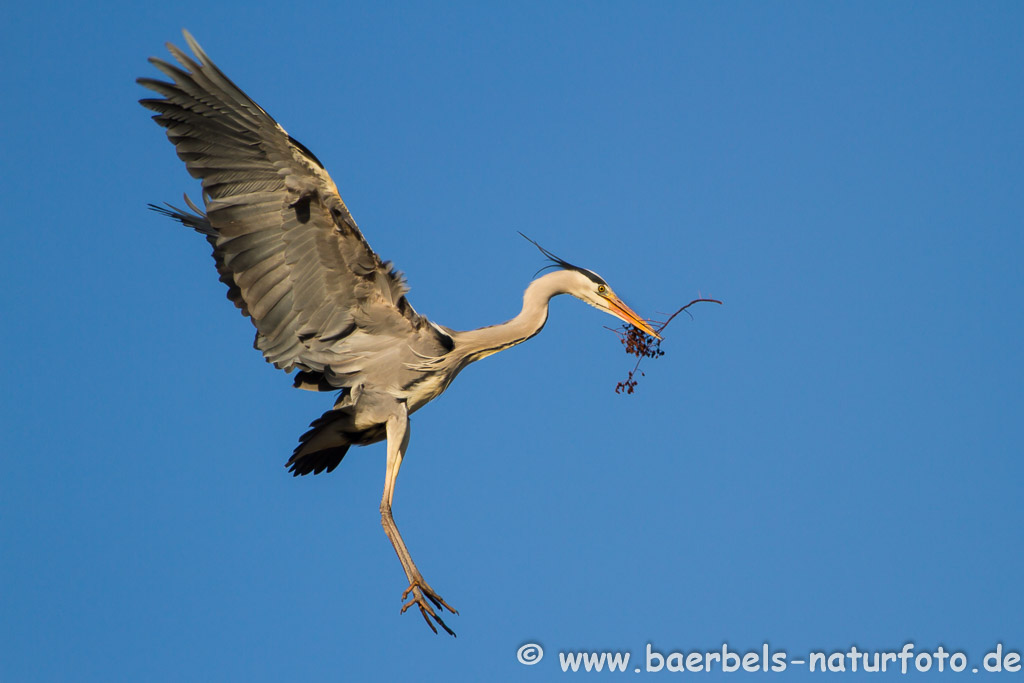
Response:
[139, 31, 660, 636]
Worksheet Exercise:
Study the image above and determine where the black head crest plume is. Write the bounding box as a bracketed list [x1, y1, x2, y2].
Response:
[518, 232, 608, 285]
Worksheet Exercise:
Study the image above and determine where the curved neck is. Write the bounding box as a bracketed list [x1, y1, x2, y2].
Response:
[455, 270, 578, 360]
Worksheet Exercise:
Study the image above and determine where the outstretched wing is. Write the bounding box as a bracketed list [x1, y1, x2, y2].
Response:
[139, 32, 449, 385]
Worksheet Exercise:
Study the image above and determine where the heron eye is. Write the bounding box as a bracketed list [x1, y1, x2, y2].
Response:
[597, 285, 607, 295]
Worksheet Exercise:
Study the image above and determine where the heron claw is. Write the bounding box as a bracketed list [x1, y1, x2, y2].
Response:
[400, 580, 458, 637]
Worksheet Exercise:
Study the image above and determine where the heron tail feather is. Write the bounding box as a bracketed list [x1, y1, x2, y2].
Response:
[285, 409, 355, 476]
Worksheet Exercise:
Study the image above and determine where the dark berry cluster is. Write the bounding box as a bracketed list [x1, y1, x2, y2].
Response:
[614, 327, 664, 394]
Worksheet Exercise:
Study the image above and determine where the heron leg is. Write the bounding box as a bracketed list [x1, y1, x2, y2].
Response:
[380, 404, 458, 636]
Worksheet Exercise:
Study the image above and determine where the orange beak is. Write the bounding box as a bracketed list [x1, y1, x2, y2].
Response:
[607, 296, 662, 340]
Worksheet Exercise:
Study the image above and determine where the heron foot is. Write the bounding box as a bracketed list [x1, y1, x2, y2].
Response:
[401, 579, 458, 636]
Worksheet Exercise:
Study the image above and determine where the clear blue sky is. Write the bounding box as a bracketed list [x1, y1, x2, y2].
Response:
[2, 2, 1021, 680]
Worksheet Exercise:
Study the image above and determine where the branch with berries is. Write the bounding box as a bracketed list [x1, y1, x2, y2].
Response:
[607, 297, 722, 394]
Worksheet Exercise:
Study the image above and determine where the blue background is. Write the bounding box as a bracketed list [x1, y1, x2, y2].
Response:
[2, 2, 1021, 680]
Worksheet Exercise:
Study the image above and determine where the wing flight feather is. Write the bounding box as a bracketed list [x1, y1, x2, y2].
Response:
[139, 32, 446, 384]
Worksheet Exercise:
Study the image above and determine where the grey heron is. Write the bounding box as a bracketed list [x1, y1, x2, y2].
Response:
[139, 31, 661, 636]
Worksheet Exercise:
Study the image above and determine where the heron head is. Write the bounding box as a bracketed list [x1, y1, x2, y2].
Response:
[521, 233, 661, 339]
[565, 270, 662, 339]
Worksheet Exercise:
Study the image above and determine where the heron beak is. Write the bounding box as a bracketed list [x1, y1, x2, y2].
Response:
[607, 296, 662, 340]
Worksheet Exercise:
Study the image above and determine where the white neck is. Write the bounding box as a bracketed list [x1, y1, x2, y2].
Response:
[454, 269, 580, 359]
